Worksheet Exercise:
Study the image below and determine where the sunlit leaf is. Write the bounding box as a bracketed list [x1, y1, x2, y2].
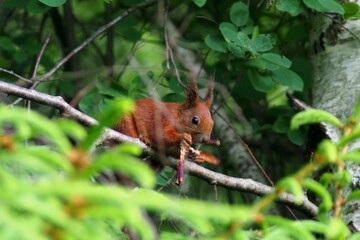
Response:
[303, 179, 332, 214]
[316, 139, 337, 163]
[265, 216, 315, 240]
[55, 119, 87, 143]
[81, 144, 155, 188]
[291, 109, 342, 129]
[277, 177, 303, 202]
[0, 107, 71, 152]
[341, 150, 360, 164]
[325, 218, 350, 240]
[348, 190, 360, 201]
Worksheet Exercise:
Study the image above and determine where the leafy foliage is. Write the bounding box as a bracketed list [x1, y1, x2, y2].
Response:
[1, 104, 360, 239]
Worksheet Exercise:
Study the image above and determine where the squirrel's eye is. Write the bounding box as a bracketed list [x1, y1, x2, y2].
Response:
[192, 116, 200, 125]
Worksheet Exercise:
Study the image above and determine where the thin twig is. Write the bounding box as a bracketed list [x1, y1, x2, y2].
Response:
[162, 0, 186, 88]
[37, 0, 157, 82]
[0, 68, 33, 83]
[214, 184, 218, 202]
[32, 34, 51, 79]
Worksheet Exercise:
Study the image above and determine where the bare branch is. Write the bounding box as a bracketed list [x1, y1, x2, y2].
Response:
[32, 34, 51, 79]
[168, 158, 318, 217]
[0, 80, 145, 147]
[0, 80, 318, 217]
[0, 68, 33, 83]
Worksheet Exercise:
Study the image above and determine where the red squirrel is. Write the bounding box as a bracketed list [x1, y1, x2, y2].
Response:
[115, 80, 220, 184]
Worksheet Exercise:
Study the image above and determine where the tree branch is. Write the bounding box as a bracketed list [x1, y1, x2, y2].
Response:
[0, 80, 145, 147]
[0, 80, 318, 217]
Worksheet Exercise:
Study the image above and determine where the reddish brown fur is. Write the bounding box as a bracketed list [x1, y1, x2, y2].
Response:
[115, 81, 219, 164]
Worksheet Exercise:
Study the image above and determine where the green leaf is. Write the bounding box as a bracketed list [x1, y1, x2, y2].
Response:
[350, 95, 360, 120]
[300, 220, 328, 235]
[348, 233, 360, 240]
[237, 32, 252, 50]
[230, 2, 249, 27]
[81, 144, 155, 188]
[333, 171, 351, 188]
[325, 218, 349, 240]
[167, 77, 183, 93]
[272, 117, 289, 133]
[192, 0, 206, 7]
[287, 129, 305, 145]
[204, 33, 227, 52]
[316, 139, 337, 163]
[252, 34, 274, 52]
[303, 179, 333, 214]
[261, 53, 292, 68]
[271, 68, 304, 91]
[228, 42, 245, 57]
[348, 190, 360, 201]
[341, 151, 360, 164]
[319, 173, 333, 187]
[277, 177, 303, 202]
[160, 232, 194, 240]
[79, 93, 101, 117]
[303, 0, 344, 14]
[276, 0, 304, 16]
[96, 80, 126, 98]
[0, 107, 71, 153]
[81, 98, 134, 150]
[290, 109, 342, 129]
[265, 216, 314, 240]
[98, 98, 134, 127]
[27, 0, 49, 14]
[55, 119, 87, 142]
[247, 69, 275, 92]
[245, 58, 280, 71]
[38, 0, 66, 7]
[219, 22, 238, 42]
[25, 147, 74, 174]
[0, 36, 17, 52]
[342, 2, 360, 17]
[337, 127, 360, 148]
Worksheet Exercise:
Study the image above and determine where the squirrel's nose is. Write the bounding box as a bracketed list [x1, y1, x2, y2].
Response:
[201, 135, 210, 144]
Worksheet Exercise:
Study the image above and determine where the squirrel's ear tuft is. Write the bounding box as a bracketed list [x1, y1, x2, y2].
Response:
[183, 80, 199, 109]
[204, 79, 214, 108]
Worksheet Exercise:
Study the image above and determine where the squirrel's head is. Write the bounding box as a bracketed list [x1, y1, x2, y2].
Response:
[180, 80, 214, 144]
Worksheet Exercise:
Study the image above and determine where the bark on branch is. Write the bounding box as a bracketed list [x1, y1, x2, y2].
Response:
[0, 80, 318, 217]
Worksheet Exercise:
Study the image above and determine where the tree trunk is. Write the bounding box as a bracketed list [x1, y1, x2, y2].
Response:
[309, 9, 360, 231]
